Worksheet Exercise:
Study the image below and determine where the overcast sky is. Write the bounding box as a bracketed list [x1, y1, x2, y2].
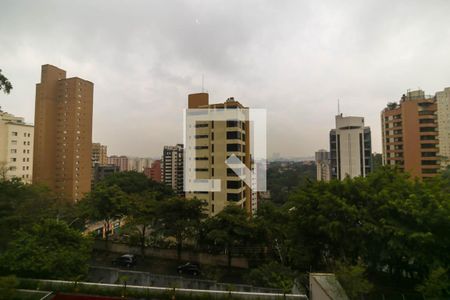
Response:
[1, 0, 450, 158]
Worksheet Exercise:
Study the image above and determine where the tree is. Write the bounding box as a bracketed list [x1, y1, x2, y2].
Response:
[245, 261, 296, 292]
[101, 171, 174, 196]
[0, 69, 12, 94]
[416, 267, 450, 299]
[0, 276, 18, 300]
[334, 261, 373, 300]
[158, 197, 206, 260]
[126, 191, 160, 255]
[201, 205, 255, 268]
[77, 183, 129, 242]
[0, 179, 59, 249]
[0, 220, 92, 280]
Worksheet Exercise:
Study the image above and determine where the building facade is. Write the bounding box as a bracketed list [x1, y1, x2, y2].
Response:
[92, 163, 119, 186]
[185, 93, 252, 216]
[0, 111, 34, 183]
[315, 149, 330, 181]
[92, 143, 108, 166]
[107, 155, 128, 171]
[436, 87, 450, 168]
[330, 114, 372, 180]
[33, 65, 93, 201]
[381, 90, 439, 179]
[162, 144, 184, 195]
[143, 159, 162, 182]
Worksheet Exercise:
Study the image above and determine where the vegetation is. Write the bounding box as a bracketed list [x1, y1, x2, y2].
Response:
[0, 69, 13, 94]
[0, 167, 449, 297]
[266, 161, 315, 204]
[0, 220, 92, 280]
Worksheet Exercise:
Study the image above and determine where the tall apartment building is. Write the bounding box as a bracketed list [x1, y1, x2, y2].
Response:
[381, 90, 439, 178]
[0, 110, 34, 183]
[33, 65, 93, 201]
[128, 157, 153, 172]
[315, 149, 330, 181]
[162, 144, 184, 195]
[185, 93, 252, 216]
[143, 159, 162, 182]
[330, 114, 372, 180]
[107, 155, 128, 171]
[436, 87, 450, 168]
[92, 142, 108, 166]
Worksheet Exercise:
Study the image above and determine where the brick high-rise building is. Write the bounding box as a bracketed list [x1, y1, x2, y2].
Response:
[185, 93, 252, 216]
[381, 90, 439, 179]
[144, 159, 162, 182]
[33, 65, 93, 201]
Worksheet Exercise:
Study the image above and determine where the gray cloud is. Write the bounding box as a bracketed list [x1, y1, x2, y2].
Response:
[1, 0, 450, 158]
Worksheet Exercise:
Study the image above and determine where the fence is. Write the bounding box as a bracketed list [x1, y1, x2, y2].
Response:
[19, 278, 309, 300]
[89, 266, 284, 294]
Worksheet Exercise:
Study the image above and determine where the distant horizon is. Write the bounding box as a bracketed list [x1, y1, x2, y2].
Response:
[3, 1, 450, 157]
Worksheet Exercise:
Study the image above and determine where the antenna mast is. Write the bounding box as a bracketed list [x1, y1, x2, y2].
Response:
[338, 99, 340, 115]
[201, 74, 204, 93]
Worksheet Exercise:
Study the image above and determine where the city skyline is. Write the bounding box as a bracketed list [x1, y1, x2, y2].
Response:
[2, 1, 450, 157]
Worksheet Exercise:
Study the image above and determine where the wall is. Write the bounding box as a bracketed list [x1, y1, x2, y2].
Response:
[93, 240, 249, 268]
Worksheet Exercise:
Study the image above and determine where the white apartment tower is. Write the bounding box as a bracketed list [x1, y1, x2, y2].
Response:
[436, 87, 450, 168]
[315, 149, 331, 181]
[330, 114, 372, 180]
[0, 110, 34, 183]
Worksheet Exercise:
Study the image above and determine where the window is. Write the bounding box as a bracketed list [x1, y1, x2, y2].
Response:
[227, 120, 239, 127]
[422, 152, 437, 157]
[421, 135, 436, 140]
[227, 131, 241, 139]
[10, 149, 17, 154]
[195, 146, 208, 150]
[227, 180, 242, 189]
[195, 168, 208, 172]
[422, 169, 438, 174]
[422, 160, 438, 165]
[11, 132, 18, 136]
[195, 157, 208, 160]
[227, 168, 243, 176]
[420, 127, 435, 132]
[10, 158, 16, 162]
[421, 144, 436, 149]
[227, 144, 241, 152]
[195, 135, 208, 139]
[195, 123, 208, 128]
[227, 193, 241, 202]
[419, 118, 435, 124]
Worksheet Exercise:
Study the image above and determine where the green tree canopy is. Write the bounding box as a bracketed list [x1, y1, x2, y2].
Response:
[200, 205, 256, 267]
[0, 69, 12, 94]
[0, 220, 92, 280]
[158, 197, 207, 260]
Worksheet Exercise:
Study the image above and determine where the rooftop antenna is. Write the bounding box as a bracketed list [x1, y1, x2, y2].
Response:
[338, 99, 341, 115]
[201, 74, 204, 93]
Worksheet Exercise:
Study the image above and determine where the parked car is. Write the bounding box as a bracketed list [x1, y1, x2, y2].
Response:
[177, 262, 200, 276]
[112, 254, 137, 268]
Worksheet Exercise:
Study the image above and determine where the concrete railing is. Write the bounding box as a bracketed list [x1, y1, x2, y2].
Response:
[24, 279, 309, 300]
[89, 266, 284, 294]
